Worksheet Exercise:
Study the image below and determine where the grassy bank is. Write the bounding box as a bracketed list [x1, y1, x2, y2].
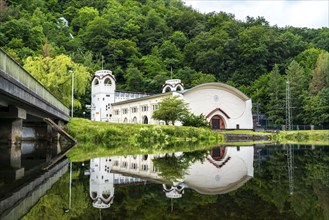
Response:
[272, 130, 329, 145]
[65, 119, 329, 161]
[66, 118, 224, 161]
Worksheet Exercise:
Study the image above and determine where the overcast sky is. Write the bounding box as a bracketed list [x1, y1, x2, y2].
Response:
[183, 0, 329, 28]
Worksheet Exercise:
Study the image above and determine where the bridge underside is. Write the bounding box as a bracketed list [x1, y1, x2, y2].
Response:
[0, 70, 70, 182]
[0, 70, 69, 121]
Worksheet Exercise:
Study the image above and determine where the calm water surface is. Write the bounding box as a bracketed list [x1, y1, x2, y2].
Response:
[19, 144, 329, 219]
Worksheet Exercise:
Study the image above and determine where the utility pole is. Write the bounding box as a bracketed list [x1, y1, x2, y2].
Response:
[286, 144, 294, 195]
[285, 81, 292, 130]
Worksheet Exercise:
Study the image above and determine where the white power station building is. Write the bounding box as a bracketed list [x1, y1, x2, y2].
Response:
[89, 146, 254, 208]
[91, 69, 253, 129]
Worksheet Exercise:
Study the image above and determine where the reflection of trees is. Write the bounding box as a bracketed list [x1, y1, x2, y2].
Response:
[24, 147, 329, 219]
[152, 150, 207, 182]
[251, 146, 329, 219]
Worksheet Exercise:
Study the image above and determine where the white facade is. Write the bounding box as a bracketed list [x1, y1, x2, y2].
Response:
[92, 146, 254, 198]
[89, 157, 115, 209]
[91, 70, 116, 121]
[91, 69, 253, 129]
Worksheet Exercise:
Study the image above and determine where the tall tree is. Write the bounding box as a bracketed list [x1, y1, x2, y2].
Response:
[24, 54, 91, 108]
[266, 65, 285, 125]
[152, 95, 189, 125]
[285, 60, 307, 124]
[309, 52, 329, 94]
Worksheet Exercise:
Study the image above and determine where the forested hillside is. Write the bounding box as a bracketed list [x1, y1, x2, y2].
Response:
[0, 0, 328, 126]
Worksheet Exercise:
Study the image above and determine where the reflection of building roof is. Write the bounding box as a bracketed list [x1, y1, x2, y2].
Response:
[92, 196, 114, 209]
[183, 147, 254, 195]
[109, 147, 254, 196]
[163, 184, 185, 199]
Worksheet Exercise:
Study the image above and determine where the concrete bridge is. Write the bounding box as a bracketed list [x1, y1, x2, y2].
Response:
[0, 48, 70, 181]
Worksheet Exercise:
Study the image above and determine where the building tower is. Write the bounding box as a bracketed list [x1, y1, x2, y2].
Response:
[89, 157, 115, 209]
[91, 70, 116, 121]
[162, 79, 184, 93]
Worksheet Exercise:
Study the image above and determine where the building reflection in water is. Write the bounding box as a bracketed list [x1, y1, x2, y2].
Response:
[89, 146, 254, 209]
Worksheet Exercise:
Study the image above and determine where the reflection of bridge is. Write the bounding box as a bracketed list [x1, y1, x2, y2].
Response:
[0, 159, 68, 220]
[0, 48, 70, 181]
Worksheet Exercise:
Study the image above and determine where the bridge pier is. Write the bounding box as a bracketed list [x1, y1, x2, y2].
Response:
[0, 107, 26, 181]
[0, 105, 70, 182]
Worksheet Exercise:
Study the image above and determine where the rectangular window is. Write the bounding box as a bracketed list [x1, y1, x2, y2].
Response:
[131, 163, 137, 170]
[141, 106, 148, 112]
[153, 104, 159, 110]
[131, 107, 138, 113]
[142, 164, 148, 171]
[122, 109, 128, 114]
[115, 110, 119, 115]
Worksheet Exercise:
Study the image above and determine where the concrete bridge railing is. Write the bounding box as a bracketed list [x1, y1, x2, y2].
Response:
[0, 48, 69, 115]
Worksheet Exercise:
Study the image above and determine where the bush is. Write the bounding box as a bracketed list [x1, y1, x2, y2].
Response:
[180, 113, 209, 128]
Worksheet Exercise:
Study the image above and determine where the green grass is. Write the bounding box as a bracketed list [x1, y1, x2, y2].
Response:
[272, 130, 329, 145]
[65, 118, 224, 161]
[65, 119, 329, 161]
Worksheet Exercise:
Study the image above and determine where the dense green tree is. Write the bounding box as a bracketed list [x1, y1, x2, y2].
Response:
[71, 7, 99, 33]
[80, 16, 111, 54]
[24, 54, 91, 108]
[303, 91, 329, 125]
[152, 96, 189, 125]
[285, 60, 307, 124]
[1, 0, 328, 125]
[124, 66, 144, 92]
[266, 65, 285, 125]
[309, 52, 329, 94]
[106, 38, 140, 69]
[180, 113, 209, 128]
[170, 31, 188, 50]
[191, 72, 217, 87]
[184, 29, 229, 80]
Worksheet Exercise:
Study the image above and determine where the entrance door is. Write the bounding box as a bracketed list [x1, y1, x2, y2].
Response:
[212, 119, 220, 129]
[143, 116, 148, 124]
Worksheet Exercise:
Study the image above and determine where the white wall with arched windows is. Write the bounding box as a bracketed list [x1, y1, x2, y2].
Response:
[91, 69, 253, 129]
[91, 70, 116, 121]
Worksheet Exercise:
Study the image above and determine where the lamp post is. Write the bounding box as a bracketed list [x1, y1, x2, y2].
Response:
[69, 70, 74, 117]
[69, 162, 72, 209]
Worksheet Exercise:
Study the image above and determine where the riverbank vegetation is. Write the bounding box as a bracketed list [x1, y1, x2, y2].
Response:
[65, 118, 329, 161]
[272, 130, 329, 145]
[66, 118, 223, 161]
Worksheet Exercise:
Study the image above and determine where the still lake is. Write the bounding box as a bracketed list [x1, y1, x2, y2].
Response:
[17, 143, 329, 220]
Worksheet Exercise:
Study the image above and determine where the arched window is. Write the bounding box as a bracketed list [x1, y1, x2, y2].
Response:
[102, 192, 111, 200]
[176, 85, 183, 91]
[94, 79, 99, 86]
[124, 118, 128, 123]
[104, 78, 111, 86]
[91, 192, 98, 199]
[132, 117, 137, 124]
[210, 147, 226, 161]
[143, 116, 148, 124]
[165, 86, 172, 92]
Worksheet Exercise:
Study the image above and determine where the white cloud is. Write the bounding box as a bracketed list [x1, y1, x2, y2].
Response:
[183, 0, 329, 28]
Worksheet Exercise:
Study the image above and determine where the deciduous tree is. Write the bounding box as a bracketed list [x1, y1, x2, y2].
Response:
[24, 54, 91, 108]
[152, 96, 189, 125]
